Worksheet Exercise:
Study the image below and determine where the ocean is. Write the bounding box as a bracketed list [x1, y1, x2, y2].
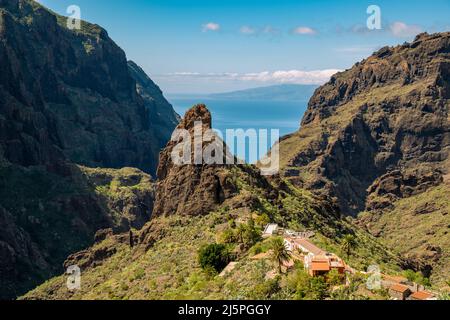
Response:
[167, 97, 307, 138]
[166, 96, 308, 162]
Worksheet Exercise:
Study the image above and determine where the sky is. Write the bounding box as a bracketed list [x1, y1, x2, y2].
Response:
[37, 0, 450, 93]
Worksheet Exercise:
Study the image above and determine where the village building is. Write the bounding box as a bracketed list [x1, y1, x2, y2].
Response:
[284, 237, 347, 277]
[308, 256, 331, 277]
[389, 284, 412, 300]
[381, 274, 409, 288]
[408, 291, 435, 301]
[263, 224, 279, 236]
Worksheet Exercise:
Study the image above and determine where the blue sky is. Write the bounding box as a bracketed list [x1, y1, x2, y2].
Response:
[37, 0, 450, 93]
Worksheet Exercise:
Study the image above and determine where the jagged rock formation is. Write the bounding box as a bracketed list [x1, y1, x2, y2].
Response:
[153, 104, 239, 217]
[0, 0, 177, 299]
[278, 32, 450, 283]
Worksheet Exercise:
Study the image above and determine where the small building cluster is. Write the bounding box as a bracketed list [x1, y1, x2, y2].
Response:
[263, 224, 315, 239]
[263, 224, 437, 300]
[284, 237, 348, 277]
[383, 275, 436, 300]
[263, 224, 348, 278]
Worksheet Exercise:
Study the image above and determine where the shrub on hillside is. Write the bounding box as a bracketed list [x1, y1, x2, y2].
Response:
[198, 243, 230, 274]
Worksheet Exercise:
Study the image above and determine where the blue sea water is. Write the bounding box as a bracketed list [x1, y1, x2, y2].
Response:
[166, 96, 308, 162]
[167, 97, 307, 138]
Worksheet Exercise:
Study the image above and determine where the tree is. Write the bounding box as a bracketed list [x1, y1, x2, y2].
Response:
[243, 218, 262, 248]
[269, 237, 291, 274]
[236, 223, 246, 245]
[293, 272, 328, 300]
[198, 243, 230, 274]
[129, 230, 134, 248]
[308, 276, 329, 300]
[403, 269, 431, 287]
[235, 219, 261, 249]
[341, 234, 357, 259]
[327, 269, 344, 286]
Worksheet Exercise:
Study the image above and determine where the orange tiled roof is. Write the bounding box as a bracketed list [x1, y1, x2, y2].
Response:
[410, 291, 434, 300]
[310, 261, 330, 271]
[390, 284, 410, 293]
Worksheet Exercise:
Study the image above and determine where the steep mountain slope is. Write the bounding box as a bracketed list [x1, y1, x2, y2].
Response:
[0, 0, 178, 174]
[0, 0, 177, 299]
[278, 32, 449, 284]
[358, 174, 450, 285]
[23, 105, 403, 300]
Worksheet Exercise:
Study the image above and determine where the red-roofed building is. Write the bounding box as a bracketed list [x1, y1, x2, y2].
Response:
[389, 284, 412, 300]
[408, 291, 435, 301]
[283, 238, 346, 277]
[309, 259, 330, 276]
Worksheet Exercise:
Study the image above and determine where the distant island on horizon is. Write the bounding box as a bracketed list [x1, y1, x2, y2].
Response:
[166, 84, 319, 101]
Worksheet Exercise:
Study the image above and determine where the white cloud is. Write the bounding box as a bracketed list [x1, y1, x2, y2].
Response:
[240, 26, 256, 35]
[389, 22, 422, 38]
[292, 26, 317, 35]
[202, 22, 220, 32]
[159, 69, 340, 85]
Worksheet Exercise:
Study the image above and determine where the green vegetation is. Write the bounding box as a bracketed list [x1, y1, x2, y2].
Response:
[198, 244, 230, 275]
[341, 234, 357, 260]
[282, 268, 373, 300]
[0, 162, 153, 298]
[269, 237, 291, 274]
[403, 270, 431, 287]
[22, 166, 405, 300]
[360, 184, 450, 286]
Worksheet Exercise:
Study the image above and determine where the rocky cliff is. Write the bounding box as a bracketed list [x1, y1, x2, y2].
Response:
[280, 32, 449, 215]
[0, 0, 177, 299]
[278, 32, 450, 284]
[0, 0, 178, 174]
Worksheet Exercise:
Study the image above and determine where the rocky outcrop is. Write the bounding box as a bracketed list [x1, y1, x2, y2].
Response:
[280, 32, 450, 216]
[153, 104, 238, 217]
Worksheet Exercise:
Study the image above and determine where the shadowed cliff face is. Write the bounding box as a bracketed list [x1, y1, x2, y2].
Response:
[0, 0, 177, 299]
[278, 32, 450, 283]
[0, 0, 178, 174]
[280, 32, 450, 216]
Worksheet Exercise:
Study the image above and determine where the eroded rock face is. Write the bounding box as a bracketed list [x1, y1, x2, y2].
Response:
[278, 32, 450, 283]
[280, 32, 450, 216]
[0, 0, 174, 299]
[153, 105, 238, 217]
[0, 0, 178, 174]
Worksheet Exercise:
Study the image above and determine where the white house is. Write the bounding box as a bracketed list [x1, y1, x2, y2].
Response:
[263, 224, 279, 235]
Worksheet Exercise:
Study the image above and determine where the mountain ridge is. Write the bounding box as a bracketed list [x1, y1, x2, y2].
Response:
[0, 0, 178, 299]
[277, 31, 450, 284]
